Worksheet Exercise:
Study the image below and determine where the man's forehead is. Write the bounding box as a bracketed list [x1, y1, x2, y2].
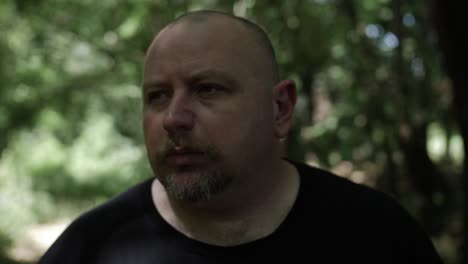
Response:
[143, 12, 278, 87]
[144, 17, 249, 82]
[151, 14, 252, 51]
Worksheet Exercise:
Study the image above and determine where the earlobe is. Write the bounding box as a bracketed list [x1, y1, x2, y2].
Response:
[273, 80, 297, 139]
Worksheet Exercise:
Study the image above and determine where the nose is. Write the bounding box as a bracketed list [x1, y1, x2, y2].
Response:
[162, 92, 195, 133]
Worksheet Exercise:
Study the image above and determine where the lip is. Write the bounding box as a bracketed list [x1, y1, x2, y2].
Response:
[165, 148, 206, 165]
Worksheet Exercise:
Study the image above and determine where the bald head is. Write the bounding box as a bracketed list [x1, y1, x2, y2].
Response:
[148, 10, 279, 86]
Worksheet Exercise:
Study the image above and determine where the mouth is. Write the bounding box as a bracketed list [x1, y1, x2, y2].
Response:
[164, 147, 207, 166]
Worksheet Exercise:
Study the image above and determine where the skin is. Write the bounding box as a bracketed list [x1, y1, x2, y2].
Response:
[143, 13, 299, 246]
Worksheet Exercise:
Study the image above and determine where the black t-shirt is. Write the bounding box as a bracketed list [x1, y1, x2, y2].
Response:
[38, 161, 443, 263]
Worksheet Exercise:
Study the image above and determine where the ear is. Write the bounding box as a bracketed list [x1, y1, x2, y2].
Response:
[273, 80, 297, 139]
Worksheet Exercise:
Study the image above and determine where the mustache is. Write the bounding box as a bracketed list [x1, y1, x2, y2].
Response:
[155, 132, 219, 159]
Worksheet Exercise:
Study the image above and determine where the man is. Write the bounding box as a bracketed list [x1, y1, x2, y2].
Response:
[39, 10, 443, 263]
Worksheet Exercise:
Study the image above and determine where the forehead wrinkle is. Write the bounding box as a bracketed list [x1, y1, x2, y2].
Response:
[170, 12, 279, 84]
[144, 14, 274, 92]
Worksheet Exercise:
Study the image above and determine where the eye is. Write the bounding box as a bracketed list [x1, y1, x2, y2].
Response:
[195, 83, 225, 98]
[146, 90, 170, 105]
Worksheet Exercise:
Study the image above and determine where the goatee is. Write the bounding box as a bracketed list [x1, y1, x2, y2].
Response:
[153, 132, 232, 202]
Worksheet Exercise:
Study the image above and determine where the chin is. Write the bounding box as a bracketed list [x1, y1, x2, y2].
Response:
[160, 169, 232, 202]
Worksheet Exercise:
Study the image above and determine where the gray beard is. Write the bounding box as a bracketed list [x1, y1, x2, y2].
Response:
[159, 167, 232, 202]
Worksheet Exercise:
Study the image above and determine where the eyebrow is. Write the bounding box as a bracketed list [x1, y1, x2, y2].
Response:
[142, 69, 238, 92]
[142, 80, 165, 92]
[188, 69, 238, 87]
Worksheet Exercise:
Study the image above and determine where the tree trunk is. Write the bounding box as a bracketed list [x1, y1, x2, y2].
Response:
[434, 1, 468, 262]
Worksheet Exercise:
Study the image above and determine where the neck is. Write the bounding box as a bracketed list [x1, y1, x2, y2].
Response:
[151, 159, 300, 246]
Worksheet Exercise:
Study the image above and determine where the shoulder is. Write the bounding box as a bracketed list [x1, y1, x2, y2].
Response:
[38, 178, 154, 264]
[290, 159, 419, 227]
[77, 178, 153, 225]
[291, 160, 403, 213]
[289, 160, 443, 263]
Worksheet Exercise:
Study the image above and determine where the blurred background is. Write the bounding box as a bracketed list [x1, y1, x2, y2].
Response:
[0, 0, 466, 263]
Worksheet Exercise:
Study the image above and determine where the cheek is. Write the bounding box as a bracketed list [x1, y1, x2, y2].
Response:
[207, 101, 275, 154]
[143, 113, 164, 145]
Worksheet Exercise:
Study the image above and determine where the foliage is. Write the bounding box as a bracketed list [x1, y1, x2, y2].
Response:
[0, 0, 463, 263]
